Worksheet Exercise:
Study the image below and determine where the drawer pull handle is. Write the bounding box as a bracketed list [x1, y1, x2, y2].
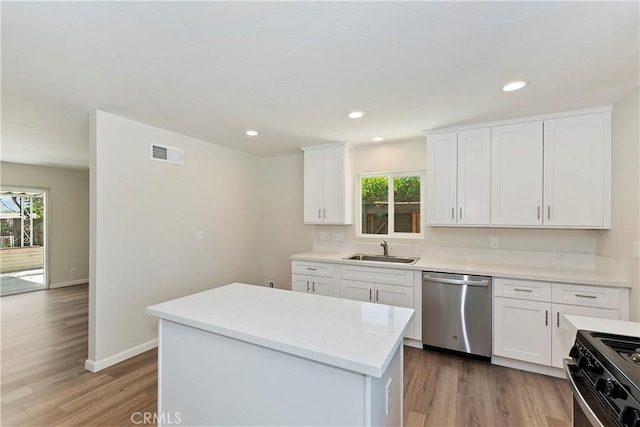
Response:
[369, 289, 372, 301]
[575, 294, 597, 299]
[376, 289, 379, 302]
[547, 206, 551, 220]
[513, 288, 533, 293]
[312, 282, 315, 292]
[557, 312, 560, 327]
[307, 281, 310, 292]
[306, 267, 317, 271]
[451, 207, 454, 220]
[537, 206, 540, 220]
[459, 206, 462, 219]
[318, 209, 321, 219]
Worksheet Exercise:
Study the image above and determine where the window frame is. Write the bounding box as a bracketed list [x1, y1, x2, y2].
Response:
[356, 170, 425, 239]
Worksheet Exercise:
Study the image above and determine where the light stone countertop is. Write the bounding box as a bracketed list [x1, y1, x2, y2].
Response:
[563, 315, 640, 337]
[146, 283, 415, 378]
[290, 251, 631, 288]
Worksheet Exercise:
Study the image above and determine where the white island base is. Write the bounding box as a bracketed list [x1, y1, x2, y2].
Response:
[148, 284, 414, 426]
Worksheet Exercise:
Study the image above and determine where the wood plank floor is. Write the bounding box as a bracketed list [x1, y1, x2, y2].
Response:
[1, 285, 572, 426]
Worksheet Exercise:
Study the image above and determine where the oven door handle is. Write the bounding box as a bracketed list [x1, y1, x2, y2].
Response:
[563, 359, 605, 427]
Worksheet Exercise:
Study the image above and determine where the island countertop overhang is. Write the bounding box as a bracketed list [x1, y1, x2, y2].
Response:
[146, 283, 415, 378]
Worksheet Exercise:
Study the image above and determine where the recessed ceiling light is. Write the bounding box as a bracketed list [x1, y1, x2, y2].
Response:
[371, 137, 384, 142]
[347, 111, 365, 119]
[245, 130, 258, 136]
[502, 81, 528, 92]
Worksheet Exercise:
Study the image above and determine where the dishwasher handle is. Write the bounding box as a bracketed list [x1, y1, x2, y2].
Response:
[423, 272, 490, 287]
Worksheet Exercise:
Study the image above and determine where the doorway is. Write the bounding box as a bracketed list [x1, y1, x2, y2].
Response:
[0, 188, 48, 296]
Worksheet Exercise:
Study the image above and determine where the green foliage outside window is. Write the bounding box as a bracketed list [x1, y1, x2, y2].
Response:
[394, 176, 420, 202]
[361, 175, 420, 203]
[361, 176, 388, 203]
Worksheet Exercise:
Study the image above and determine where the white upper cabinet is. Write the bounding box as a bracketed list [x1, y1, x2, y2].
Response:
[426, 106, 612, 229]
[426, 129, 490, 225]
[302, 143, 353, 225]
[426, 132, 458, 224]
[491, 122, 544, 226]
[543, 113, 610, 228]
[457, 129, 491, 225]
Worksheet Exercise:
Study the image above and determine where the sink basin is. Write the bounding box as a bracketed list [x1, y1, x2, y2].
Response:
[343, 253, 420, 265]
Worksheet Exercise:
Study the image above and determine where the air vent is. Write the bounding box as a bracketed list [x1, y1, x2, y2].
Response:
[150, 143, 183, 165]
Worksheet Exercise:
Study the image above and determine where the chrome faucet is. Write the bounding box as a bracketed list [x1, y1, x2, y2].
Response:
[381, 241, 389, 257]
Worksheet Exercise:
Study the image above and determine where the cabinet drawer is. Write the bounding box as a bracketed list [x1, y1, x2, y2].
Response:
[552, 283, 619, 309]
[291, 261, 336, 277]
[494, 278, 551, 302]
[339, 265, 414, 287]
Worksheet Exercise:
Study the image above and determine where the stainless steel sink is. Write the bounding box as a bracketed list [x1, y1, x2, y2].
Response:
[342, 253, 420, 265]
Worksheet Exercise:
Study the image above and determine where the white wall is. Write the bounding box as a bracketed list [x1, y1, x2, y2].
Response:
[88, 111, 262, 368]
[597, 87, 640, 321]
[0, 162, 89, 286]
[260, 154, 316, 289]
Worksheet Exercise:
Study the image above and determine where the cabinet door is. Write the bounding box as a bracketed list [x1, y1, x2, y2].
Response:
[426, 133, 458, 225]
[493, 297, 551, 365]
[491, 122, 543, 226]
[551, 304, 619, 368]
[457, 129, 491, 225]
[310, 277, 336, 297]
[543, 113, 608, 227]
[340, 280, 373, 302]
[375, 283, 415, 340]
[303, 149, 324, 223]
[321, 147, 346, 224]
[375, 283, 414, 308]
[291, 274, 312, 293]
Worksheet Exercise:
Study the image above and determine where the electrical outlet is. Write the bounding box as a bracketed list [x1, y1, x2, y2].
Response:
[332, 232, 344, 242]
[319, 232, 326, 240]
[385, 378, 392, 415]
[634, 241, 640, 259]
[268, 280, 275, 288]
[490, 237, 500, 249]
[70, 268, 76, 275]
[195, 231, 204, 240]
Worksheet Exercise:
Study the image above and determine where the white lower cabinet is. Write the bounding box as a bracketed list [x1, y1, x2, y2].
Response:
[494, 297, 552, 365]
[492, 278, 627, 373]
[292, 274, 337, 297]
[340, 280, 414, 308]
[550, 304, 619, 368]
[291, 260, 338, 297]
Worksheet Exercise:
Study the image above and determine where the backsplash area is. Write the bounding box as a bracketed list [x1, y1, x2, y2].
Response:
[312, 240, 629, 278]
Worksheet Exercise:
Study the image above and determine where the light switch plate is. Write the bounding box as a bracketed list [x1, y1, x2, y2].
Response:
[490, 237, 499, 249]
[333, 233, 344, 242]
[319, 232, 326, 240]
[195, 231, 204, 240]
[633, 241, 640, 259]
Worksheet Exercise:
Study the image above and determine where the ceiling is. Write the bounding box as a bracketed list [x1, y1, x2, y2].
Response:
[2, 1, 638, 169]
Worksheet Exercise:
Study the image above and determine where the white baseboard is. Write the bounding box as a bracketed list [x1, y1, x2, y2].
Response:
[492, 355, 566, 379]
[50, 278, 89, 289]
[85, 339, 158, 372]
[403, 338, 423, 349]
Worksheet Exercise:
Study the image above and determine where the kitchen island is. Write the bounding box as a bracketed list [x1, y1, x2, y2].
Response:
[146, 283, 414, 426]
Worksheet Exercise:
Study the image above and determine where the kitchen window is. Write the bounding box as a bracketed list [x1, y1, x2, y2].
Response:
[357, 171, 424, 238]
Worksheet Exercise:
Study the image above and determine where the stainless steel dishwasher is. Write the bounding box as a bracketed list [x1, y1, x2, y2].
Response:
[422, 272, 492, 360]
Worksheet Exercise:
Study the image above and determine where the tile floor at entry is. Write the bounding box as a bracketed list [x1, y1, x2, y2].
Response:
[0, 268, 45, 296]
